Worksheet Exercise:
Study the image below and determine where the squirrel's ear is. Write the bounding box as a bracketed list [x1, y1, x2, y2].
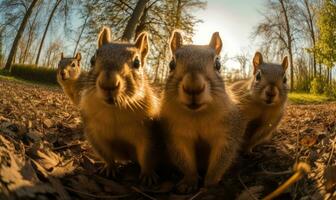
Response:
[135, 32, 149, 58]
[253, 52, 263, 74]
[209, 32, 222, 55]
[98, 26, 111, 48]
[61, 52, 64, 59]
[75, 52, 81, 62]
[170, 30, 183, 55]
[281, 56, 288, 71]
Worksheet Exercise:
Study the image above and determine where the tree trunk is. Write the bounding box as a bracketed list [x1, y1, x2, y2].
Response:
[122, 0, 148, 41]
[175, 0, 182, 28]
[73, 15, 89, 56]
[327, 67, 330, 84]
[35, 0, 62, 65]
[4, 0, 39, 71]
[135, 7, 148, 38]
[303, 0, 317, 77]
[279, 0, 294, 91]
[319, 63, 322, 76]
[23, 8, 39, 63]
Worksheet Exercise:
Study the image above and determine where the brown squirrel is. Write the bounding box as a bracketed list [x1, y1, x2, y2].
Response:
[57, 52, 86, 105]
[229, 52, 288, 153]
[159, 31, 244, 193]
[79, 27, 159, 186]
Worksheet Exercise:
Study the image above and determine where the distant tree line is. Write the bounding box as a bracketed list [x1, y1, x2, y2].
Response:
[252, 0, 336, 95]
[0, 0, 334, 95]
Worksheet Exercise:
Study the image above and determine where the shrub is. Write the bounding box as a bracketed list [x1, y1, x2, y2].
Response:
[310, 77, 325, 94]
[295, 77, 311, 93]
[323, 83, 336, 98]
[10, 64, 57, 85]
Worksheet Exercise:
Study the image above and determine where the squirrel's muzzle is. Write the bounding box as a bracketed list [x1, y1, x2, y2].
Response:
[180, 72, 208, 111]
[182, 73, 206, 97]
[60, 70, 67, 80]
[263, 85, 279, 105]
[97, 71, 121, 99]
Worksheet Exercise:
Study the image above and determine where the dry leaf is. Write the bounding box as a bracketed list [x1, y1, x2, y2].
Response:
[50, 160, 76, 177]
[324, 166, 336, 193]
[300, 134, 318, 147]
[43, 119, 53, 128]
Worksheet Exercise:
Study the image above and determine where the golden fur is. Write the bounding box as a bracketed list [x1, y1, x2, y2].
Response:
[229, 52, 288, 152]
[160, 31, 244, 193]
[57, 52, 85, 105]
[79, 27, 159, 185]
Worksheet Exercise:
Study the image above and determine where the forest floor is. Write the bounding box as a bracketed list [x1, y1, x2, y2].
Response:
[0, 77, 335, 200]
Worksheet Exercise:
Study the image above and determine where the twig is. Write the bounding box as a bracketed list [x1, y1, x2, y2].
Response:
[238, 173, 259, 200]
[262, 162, 311, 200]
[64, 186, 131, 199]
[188, 188, 207, 200]
[293, 124, 301, 199]
[52, 142, 83, 151]
[131, 186, 157, 200]
[257, 165, 292, 176]
[295, 124, 300, 163]
[327, 138, 335, 166]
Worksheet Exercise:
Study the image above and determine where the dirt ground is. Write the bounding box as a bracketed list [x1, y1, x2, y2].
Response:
[0, 77, 335, 200]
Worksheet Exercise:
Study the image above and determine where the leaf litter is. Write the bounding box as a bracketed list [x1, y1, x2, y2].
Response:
[0, 77, 335, 200]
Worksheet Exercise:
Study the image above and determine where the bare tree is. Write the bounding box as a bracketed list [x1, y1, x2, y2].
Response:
[35, 0, 62, 65]
[82, 0, 205, 81]
[122, 0, 149, 41]
[279, 0, 295, 91]
[22, 6, 41, 63]
[297, 0, 318, 77]
[253, 0, 298, 91]
[234, 51, 250, 79]
[4, 0, 40, 71]
[43, 39, 62, 68]
[73, 15, 89, 56]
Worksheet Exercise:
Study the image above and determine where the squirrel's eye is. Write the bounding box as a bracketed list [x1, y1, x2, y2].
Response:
[90, 55, 96, 67]
[169, 60, 176, 71]
[283, 76, 287, 84]
[133, 57, 140, 69]
[214, 57, 221, 71]
[256, 71, 261, 81]
[71, 63, 76, 68]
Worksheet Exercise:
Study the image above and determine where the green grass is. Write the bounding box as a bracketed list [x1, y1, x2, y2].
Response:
[0, 64, 58, 86]
[0, 68, 59, 88]
[288, 92, 335, 104]
[10, 64, 58, 85]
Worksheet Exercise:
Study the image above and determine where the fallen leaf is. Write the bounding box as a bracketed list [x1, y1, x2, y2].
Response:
[324, 166, 336, 193]
[300, 134, 318, 147]
[43, 119, 53, 128]
[50, 160, 77, 177]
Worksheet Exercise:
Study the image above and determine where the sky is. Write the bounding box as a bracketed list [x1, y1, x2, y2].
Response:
[192, 0, 265, 68]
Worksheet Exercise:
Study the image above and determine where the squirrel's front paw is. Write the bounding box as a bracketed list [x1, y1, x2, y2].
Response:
[139, 172, 159, 187]
[98, 163, 120, 178]
[175, 177, 198, 194]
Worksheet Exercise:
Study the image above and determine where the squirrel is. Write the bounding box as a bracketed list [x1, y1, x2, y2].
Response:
[229, 52, 288, 153]
[57, 52, 86, 105]
[159, 31, 244, 193]
[79, 27, 160, 186]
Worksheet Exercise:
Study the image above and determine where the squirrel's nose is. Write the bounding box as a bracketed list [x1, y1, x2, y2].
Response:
[182, 85, 205, 96]
[266, 90, 276, 98]
[99, 80, 120, 92]
[182, 73, 206, 96]
[60, 71, 66, 79]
